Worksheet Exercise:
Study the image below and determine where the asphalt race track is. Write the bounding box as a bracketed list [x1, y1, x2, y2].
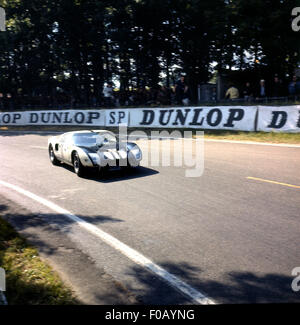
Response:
[0, 131, 300, 304]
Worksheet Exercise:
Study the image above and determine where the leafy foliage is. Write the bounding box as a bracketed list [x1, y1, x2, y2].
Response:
[0, 0, 299, 103]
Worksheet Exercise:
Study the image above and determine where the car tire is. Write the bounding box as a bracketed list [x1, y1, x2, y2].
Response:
[49, 145, 60, 166]
[73, 152, 85, 177]
[127, 157, 139, 168]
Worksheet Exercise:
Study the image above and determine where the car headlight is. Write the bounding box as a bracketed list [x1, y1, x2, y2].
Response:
[130, 147, 142, 160]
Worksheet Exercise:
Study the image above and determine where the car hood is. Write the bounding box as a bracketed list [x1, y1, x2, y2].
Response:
[78, 141, 138, 153]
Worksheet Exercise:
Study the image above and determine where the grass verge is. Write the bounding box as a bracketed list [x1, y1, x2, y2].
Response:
[198, 130, 300, 144]
[0, 216, 78, 305]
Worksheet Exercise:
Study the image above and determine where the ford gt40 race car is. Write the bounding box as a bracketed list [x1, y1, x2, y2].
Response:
[48, 130, 142, 177]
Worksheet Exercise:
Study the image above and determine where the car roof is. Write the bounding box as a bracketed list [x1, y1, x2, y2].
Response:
[64, 130, 114, 136]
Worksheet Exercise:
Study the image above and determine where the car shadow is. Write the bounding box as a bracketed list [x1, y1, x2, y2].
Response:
[60, 164, 159, 183]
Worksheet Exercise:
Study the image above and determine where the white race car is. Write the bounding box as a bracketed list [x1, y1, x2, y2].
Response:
[48, 130, 142, 177]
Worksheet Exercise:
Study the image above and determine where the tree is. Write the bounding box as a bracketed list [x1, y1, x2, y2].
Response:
[0, 0, 299, 107]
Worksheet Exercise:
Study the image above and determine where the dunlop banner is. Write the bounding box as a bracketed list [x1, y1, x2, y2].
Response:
[1, 105, 299, 132]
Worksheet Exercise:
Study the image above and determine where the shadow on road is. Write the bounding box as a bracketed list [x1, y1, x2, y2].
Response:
[0, 204, 8, 212]
[1, 201, 299, 304]
[60, 164, 159, 183]
[125, 263, 300, 304]
[0, 201, 139, 305]
[1, 188, 300, 305]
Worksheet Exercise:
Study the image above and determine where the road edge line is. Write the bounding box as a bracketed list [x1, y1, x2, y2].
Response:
[0, 179, 216, 305]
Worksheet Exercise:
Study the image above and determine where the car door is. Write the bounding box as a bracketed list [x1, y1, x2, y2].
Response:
[61, 134, 73, 163]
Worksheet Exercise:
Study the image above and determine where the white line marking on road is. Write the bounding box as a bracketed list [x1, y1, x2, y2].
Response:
[247, 176, 300, 189]
[204, 139, 300, 148]
[132, 135, 300, 147]
[0, 179, 215, 305]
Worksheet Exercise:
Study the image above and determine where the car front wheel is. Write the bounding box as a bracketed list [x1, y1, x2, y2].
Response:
[73, 152, 86, 177]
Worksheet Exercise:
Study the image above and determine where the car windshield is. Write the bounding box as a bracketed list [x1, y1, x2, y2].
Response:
[72, 132, 116, 146]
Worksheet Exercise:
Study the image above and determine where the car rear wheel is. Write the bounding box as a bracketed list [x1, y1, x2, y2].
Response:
[49, 145, 60, 166]
[73, 152, 86, 177]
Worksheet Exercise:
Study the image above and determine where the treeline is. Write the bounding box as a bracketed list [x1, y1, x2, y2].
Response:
[0, 0, 299, 106]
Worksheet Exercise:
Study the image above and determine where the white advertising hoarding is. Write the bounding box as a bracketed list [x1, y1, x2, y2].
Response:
[0, 110, 105, 126]
[129, 106, 257, 131]
[257, 106, 300, 133]
[2, 105, 299, 133]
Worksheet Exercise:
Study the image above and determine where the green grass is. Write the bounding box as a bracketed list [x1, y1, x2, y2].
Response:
[0, 217, 78, 305]
[199, 130, 300, 144]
